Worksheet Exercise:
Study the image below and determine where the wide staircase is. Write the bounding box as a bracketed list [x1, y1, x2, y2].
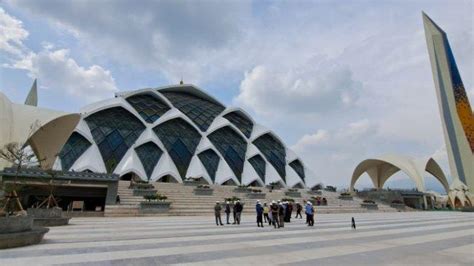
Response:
[105, 181, 400, 217]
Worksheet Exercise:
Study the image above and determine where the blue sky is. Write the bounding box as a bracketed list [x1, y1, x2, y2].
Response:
[0, 0, 472, 191]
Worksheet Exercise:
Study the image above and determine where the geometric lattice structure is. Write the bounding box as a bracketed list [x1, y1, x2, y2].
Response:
[126, 94, 170, 123]
[135, 142, 163, 180]
[223, 111, 253, 138]
[85, 107, 146, 173]
[55, 84, 316, 187]
[198, 149, 220, 183]
[153, 118, 201, 178]
[248, 155, 266, 183]
[289, 159, 305, 182]
[423, 13, 474, 191]
[253, 133, 287, 182]
[208, 126, 247, 182]
[59, 132, 92, 171]
[161, 91, 225, 132]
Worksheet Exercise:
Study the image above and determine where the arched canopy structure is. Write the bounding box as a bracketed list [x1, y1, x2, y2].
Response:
[350, 155, 449, 193]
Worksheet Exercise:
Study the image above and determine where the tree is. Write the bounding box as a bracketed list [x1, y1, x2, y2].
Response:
[0, 123, 42, 216]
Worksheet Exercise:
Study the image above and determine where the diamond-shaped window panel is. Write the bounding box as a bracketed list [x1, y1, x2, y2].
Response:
[135, 142, 163, 180]
[248, 154, 266, 184]
[59, 132, 91, 171]
[153, 118, 201, 178]
[223, 111, 253, 138]
[198, 149, 220, 183]
[253, 133, 286, 182]
[207, 126, 247, 182]
[85, 107, 146, 173]
[126, 94, 170, 123]
[289, 159, 305, 182]
[161, 91, 225, 132]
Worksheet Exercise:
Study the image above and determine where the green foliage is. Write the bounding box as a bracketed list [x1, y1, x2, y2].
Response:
[143, 193, 167, 202]
[340, 192, 351, 196]
[281, 198, 295, 202]
[224, 196, 241, 202]
[363, 199, 376, 204]
[197, 184, 210, 189]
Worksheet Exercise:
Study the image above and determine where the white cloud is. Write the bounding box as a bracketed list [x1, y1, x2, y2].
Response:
[15, 49, 117, 102]
[1, 7, 117, 104]
[0, 7, 28, 56]
[236, 58, 361, 116]
[292, 129, 329, 152]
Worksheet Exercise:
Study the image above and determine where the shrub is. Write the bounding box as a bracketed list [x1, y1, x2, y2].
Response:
[197, 184, 210, 189]
[281, 198, 295, 202]
[224, 196, 241, 202]
[143, 193, 167, 202]
[363, 199, 376, 204]
[251, 189, 262, 193]
[287, 188, 298, 192]
[325, 185, 337, 192]
[312, 183, 324, 191]
[391, 199, 403, 204]
[238, 185, 248, 188]
[340, 192, 351, 196]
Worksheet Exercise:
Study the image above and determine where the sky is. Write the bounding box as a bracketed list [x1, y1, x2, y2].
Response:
[0, 0, 472, 192]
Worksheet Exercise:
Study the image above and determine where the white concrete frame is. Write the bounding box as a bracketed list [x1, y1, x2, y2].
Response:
[57, 84, 317, 188]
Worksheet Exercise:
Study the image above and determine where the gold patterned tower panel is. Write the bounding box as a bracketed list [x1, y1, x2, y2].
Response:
[423, 13, 474, 191]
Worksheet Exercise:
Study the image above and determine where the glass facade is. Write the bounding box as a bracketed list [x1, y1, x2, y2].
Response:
[126, 94, 170, 123]
[198, 149, 220, 183]
[135, 142, 163, 180]
[85, 107, 146, 173]
[289, 159, 305, 182]
[59, 132, 92, 171]
[253, 133, 286, 182]
[161, 91, 225, 132]
[248, 154, 266, 183]
[223, 111, 253, 138]
[153, 118, 201, 178]
[207, 126, 247, 182]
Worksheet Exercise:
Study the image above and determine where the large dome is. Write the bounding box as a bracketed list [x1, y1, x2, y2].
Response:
[55, 84, 318, 188]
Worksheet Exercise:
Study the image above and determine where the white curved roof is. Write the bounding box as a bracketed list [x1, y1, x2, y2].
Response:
[350, 154, 450, 193]
[57, 84, 317, 188]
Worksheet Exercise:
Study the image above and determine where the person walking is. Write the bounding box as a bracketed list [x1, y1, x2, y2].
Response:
[278, 201, 285, 228]
[263, 202, 270, 224]
[305, 201, 311, 225]
[256, 200, 264, 227]
[351, 217, 356, 230]
[306, 201, 314, 226]
[214, 201, 224, 226]
[270, 200, 279, 228]
[225, 201, 231, 224]
[295, 202, 303, 219]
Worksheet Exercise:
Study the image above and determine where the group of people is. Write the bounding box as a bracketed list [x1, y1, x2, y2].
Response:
[214, 200, 244, 226]
[214, 200, 315, 227]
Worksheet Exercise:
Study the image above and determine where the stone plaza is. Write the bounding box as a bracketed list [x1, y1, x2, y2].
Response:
[0, 211, 472, 265]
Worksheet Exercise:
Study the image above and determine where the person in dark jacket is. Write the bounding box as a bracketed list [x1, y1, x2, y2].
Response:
[256, 200, 264, 227]
[232, 201, 238, 224]
[295, 202, 303, 219]
[270, 200, 279, 228]
[225, 201, 231, 224]
[306, 201, 314, 226]
[214, 201, 224, 226]
[234, 200, 243, 224]
[278, 201, 285, 228]
[351, 217, 356, 230]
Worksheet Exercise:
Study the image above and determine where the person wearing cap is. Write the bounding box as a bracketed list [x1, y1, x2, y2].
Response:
[270, 200, 279, 228]
[255, 200, 264, 227]
[306, 201, 314, 226]
[263, 202, 270, 224]
[225, 201, 231, 224]
[214, 201, 224, 226]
